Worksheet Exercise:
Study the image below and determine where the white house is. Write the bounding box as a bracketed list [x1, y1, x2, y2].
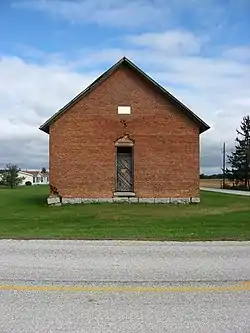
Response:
[18, 170, 49, 185]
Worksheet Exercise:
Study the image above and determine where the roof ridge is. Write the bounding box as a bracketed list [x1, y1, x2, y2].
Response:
[39, 57, 209, 134]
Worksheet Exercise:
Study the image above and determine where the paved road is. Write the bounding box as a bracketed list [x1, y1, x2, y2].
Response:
[0, 240, 250, 332]
[201, 187, 250, 196]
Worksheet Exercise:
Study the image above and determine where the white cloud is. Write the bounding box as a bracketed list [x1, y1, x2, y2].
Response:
[13, 0, 248, 33]
[123, 31, 250, 173]
[222, 46, 250, 62]
[0, 55, 95, 168]
[128, 30, 205, 55]
[231, 98, 250, 108]
[1, 25, 250, 173]
[13, 0, 167, 28]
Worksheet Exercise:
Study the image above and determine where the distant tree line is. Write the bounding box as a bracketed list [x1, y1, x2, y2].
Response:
[200, 173, 223, 179]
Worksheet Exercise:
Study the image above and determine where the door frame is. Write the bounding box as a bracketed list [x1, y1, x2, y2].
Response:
[115, 146, 134, 192]
[114, 135, 135, 194]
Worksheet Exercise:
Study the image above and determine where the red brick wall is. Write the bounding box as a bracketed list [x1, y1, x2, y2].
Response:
[49, 64, 200, 198]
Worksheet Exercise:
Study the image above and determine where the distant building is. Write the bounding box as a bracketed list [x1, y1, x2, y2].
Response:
[18, 170, 49, 185]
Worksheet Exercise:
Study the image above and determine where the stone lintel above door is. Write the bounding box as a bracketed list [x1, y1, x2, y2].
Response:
[115, 134, 134, 147]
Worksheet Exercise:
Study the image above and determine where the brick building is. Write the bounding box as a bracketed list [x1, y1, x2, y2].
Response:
[40, 57, 209, 205]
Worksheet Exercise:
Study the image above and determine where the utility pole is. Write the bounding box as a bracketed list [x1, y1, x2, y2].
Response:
[222, 142, 226, 189]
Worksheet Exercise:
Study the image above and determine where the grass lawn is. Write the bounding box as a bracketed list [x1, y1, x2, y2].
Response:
[0, 185, 250, 240]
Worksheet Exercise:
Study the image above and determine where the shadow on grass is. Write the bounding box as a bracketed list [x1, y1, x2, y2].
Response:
[17, 190, 48, 207]
[22, 194, 48, 207]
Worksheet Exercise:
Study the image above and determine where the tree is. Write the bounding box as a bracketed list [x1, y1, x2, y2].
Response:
[1, 164, 24, 188]
[226, 116, 250, 189]
[41, 167, 47, 173]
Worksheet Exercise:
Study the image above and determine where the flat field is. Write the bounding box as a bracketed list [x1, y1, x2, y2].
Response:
[0, 185, 249, 240]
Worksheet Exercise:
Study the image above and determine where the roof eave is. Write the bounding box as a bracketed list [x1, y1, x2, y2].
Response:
[199, 123, 210, 134]
[39, 123, 49, 134]
[38, 57, 126, 134]
[123, 57, 210, 134]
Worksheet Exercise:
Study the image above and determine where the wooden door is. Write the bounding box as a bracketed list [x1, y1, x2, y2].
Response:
[116, 147, 133, 192]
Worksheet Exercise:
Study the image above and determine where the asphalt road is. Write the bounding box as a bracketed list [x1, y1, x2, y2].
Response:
[0, 240, 250, 332]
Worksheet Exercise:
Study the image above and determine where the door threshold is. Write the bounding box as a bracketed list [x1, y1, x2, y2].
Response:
[114, 192, 135, 197]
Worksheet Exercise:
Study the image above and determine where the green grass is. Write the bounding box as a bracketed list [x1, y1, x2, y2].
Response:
[0, 185, 250, 240]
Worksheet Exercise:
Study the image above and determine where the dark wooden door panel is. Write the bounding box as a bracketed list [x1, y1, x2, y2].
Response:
[117, 151, 133, 192]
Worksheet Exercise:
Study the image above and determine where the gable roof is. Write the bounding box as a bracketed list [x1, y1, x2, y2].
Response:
[39, 56, 210, 134]
[20, 170, 49, 177]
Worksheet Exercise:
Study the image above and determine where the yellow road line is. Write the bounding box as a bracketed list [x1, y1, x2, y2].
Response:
[0, 284, 250, 293]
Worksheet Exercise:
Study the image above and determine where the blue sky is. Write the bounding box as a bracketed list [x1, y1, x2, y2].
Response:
[0, 0, 250, 173]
